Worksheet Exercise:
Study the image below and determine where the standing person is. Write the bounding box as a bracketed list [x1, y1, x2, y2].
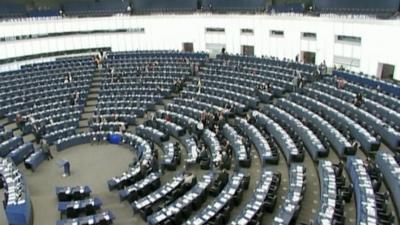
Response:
[64, 75, 70, 84]
[197, 79, 202, 94]
[68, 73, 73, 83]
[74, 91, 80, 106]
[41, 139, 53, 160]
[110, 67, 115, 83]
[70, 92, 76, 106]
[200, 110, 206, 124]
[38, 123, 46, 144]
[94, 55, 100, 68]
[298, 74, 304, 88]
[119, 123, 126, 133]
[292, 74, 299, 92]
[32, 123, 44, 144]
[16, 114, 26, 131]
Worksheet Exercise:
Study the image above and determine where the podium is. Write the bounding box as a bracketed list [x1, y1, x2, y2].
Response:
[57, 159, 71, 177]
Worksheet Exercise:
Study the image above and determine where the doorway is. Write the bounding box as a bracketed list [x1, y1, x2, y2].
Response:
[301, 51, 316, 64]
[206, 43, 225, 58]
[378, 63, 395, 80]
[182, 42, 194, 52]
[241, 45, 254, 56]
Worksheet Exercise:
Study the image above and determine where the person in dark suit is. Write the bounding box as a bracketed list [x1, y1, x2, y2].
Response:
[353, 93, 363, 107]
[210, 169, 229, 195]
[41, 139, 53, 160]
[198, 145, 208, 162]
[218, 169, 229, 185]
[70, 93, 76, 106]
[32, 124, 41, 144]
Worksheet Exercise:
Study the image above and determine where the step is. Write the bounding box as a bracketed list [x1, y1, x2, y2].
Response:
[77, 127, 90, 133]
[23, 133, 36, 143]
[14, 129, 23, 137]
[86, 97, 98, 101]
[127, 126, 136, 133]
[81, 112, 93, 120]
[91, 84, 102, 88]
[86, 100, 98, 106]
[79, 120, 89, 127]
[5, 123, 17, 131]
[88, 91, 100, 95]
[89, 88, 100, 93]
[88, 93, 98, 99]
[161, 99, 173, 106]
[134, 117, 146, 126]
[83, 106, 97, 112]
[0, 118, 8, 124]
[154, 105, 165, 111]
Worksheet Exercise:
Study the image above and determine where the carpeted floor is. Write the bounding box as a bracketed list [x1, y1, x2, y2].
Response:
[0, 143, 147, 225]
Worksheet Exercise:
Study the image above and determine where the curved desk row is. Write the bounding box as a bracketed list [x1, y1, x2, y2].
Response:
[304, 88, 399, 150]
[229, 170, 280, 225]
[333, 70, 400, 98]
[289, 93, 379, 152]
[235, 117, 278, 164]
[278, 97, 352, 158]
[375, 151, 400, 218]
[183, 172, 246, 225]
[346, 156, 378, 225]
[147, 172, 214, 225]
[264, 104, 327, 161]
[0, 157, 32, 225]
[272, 164, 306, 225]
[252, 111, 303, 164]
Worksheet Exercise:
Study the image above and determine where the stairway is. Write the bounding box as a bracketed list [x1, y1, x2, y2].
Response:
[77, 69, 104, 133]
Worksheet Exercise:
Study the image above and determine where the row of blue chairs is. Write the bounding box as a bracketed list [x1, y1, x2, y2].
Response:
[276, 98, 353, 158]
[289, 93, 379, 152]
[263, 104, 327, 161]
[303, 87, 400, 150]
[272, 164, 306, 225]
[317, 80, 400, 130]
[0, 157, 32, 225]
[252, 111, 303, 164]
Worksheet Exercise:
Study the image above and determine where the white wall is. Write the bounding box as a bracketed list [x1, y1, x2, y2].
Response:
[0, 14, 399, 80]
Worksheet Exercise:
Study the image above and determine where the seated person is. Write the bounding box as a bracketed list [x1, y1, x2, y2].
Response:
[210, 169, 229, 195]
[101, 116, 107, 124]
[213, 151, 222, 168]
[174, 142, 180, 152]
[266, 83, 272, 92]
[198, 145, 209, 162]
[224, 104, 233, 116]
[182, 172, 196, 189]
[395, 152, 400, 164]
[221, 151, 231, 170]
[334, 161, 344, 177]
[353, 93, 363, 107]
[111, 113, 118, 122]
[140, 159, 151, 176]
[196, 122, 204, 139]
[119, 123, 126, 133]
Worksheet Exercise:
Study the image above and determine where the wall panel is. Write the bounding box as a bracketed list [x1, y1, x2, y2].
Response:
[0, 14, 399, 80]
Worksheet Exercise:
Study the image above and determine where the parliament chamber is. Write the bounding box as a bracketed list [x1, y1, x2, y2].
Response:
[0, 1, 400, 224]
